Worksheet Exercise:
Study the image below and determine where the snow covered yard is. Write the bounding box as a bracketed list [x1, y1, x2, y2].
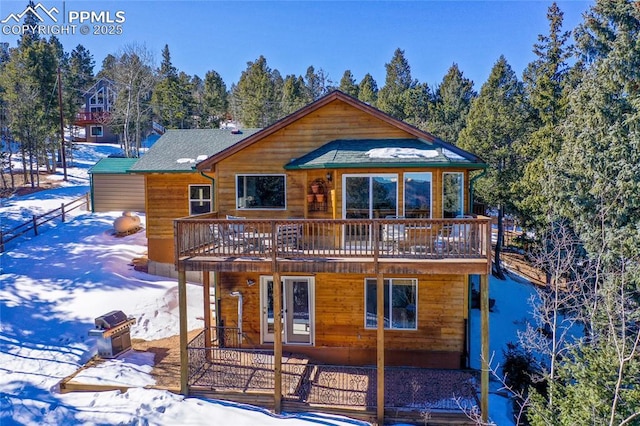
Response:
[0, 142, 538, 425]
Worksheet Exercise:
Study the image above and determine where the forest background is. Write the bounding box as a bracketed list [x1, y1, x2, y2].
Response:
[1, 1, 640, 424]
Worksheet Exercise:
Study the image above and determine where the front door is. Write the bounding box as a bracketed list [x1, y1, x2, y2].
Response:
[260, 276, 314, 345]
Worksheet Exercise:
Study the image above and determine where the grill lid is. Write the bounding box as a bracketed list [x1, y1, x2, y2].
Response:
[95, 310, 128, 329]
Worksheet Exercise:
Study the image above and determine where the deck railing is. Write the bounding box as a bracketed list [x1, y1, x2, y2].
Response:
[175, 216, 492, 262]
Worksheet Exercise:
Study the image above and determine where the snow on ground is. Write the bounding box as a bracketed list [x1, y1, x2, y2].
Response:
[0, 142, 538, 425]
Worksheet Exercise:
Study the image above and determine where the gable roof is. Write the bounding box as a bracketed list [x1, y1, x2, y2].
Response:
[89, 157, 139, 174]
[285, 138, 486, 170]
[196, 90, 484, 171]
[129, 128, 261, 173]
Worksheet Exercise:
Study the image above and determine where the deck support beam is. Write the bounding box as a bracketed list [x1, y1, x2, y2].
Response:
[178, 270, 189, 395]
[376, 272, 385, 425]
[203, 271, 212, 361]
[273, 271, 283, 414]
[480, 273, 489, 423]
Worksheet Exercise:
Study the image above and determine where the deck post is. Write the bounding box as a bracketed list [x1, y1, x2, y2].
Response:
[203, 271, 212, 361]
[376, 272, 385, 425]
[273, 271, 283, 414]
[178, 270, 189, 396]
[480, 273, 489, 423]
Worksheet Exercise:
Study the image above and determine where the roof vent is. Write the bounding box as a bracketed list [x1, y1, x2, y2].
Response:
[231, 129, 242, 135]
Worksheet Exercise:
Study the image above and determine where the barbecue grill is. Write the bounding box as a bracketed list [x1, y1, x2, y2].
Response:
[88, 310, 136, 358]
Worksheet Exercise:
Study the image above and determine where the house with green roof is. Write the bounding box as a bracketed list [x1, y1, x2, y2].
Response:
[139, 91, 492, 424]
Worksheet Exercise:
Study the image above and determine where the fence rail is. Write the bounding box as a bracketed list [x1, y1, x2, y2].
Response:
[0, 193, 90, 252]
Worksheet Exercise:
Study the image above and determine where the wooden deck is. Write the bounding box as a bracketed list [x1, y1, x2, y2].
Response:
[175, 217, 492, 275]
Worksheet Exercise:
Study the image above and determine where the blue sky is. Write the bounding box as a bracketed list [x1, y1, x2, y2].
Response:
[1, 1, 592, 90]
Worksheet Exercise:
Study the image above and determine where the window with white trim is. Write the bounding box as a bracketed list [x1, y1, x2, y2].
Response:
[236, 175, 286, 209]
[189, 184, 212, 215]
[365, 278, 417, 330]
[404, 172, 432, 218]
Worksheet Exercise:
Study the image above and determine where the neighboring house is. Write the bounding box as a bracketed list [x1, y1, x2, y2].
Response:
[134, 91, 492, 424]
[88, 158, 145, 213]
[73, 78, 119, 143]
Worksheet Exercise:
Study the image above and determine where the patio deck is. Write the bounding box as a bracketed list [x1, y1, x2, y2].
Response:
[187, 331, 479, 423]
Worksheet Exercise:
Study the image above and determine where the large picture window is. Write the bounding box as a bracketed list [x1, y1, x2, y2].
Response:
[189, 184, 212, 215]
[236, 175, 286, 209]
[404, 172, 432, 218]
[365, 278, 417, 330]
[442, 172, 464, 218]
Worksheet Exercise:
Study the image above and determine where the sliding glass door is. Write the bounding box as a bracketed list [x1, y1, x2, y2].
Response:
[343, 174, 398, 247]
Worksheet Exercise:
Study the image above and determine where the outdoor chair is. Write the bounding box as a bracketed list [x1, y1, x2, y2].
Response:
[275, 223, 302, 254]
[382, 216, 408, 253]
[434, 216, 473, 256]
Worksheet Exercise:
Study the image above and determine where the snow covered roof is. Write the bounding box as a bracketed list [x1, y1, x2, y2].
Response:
[285, 138, 486, 170]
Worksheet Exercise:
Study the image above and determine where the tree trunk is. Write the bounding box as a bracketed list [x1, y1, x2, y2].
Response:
[494, 204, 506, 279]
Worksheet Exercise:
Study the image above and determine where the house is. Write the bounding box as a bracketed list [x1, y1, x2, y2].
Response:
[134, 91, 492, 424]
[73, 78, 119, 143]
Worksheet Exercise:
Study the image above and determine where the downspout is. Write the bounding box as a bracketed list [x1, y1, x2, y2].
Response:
[199, 171, 216, 212]
[199, 170, 219, 329]
[89, 173, 95, 213]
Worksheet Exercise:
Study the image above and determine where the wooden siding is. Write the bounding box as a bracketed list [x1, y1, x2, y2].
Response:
[214, 99, 412, 218]
[146, 173, 212, 261]
[92, 174, 145, 213]
[217, 272, 466, 357]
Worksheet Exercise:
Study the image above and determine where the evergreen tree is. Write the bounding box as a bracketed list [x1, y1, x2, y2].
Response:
[377, 48, 415, 120]
[458, 56, 530, 279]
[151, 44, 191, 129]
[232, 55, 278, 127]
[202, 70, 228, 127]
[402, 82, 433, 129]
[517, 2, 572, 232]
[338, 70, 359, 97]
[429, 63, 476, 144]
[358, 73, 378, 105]
[527, 2, 640, 422]
[281, 74, 307, 115]
[304, 66, 332, 101]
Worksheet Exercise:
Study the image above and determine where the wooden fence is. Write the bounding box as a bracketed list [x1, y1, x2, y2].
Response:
[0, 193, 90, 252]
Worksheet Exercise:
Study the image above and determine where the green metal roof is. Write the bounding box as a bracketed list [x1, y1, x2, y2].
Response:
[89, 157, 139, 174]
[129, 128, 261, 173]
[284, 138, 486, 170]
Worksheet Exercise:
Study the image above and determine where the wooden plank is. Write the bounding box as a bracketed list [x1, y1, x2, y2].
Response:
[178, 270, 189, 395]
[273, 271, 282, 413]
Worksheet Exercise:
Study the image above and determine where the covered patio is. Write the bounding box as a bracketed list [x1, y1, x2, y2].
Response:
[186, 328, 479, 423]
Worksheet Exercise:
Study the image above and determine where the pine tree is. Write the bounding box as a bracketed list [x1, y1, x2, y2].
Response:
[517, 2, 572, 232]
[281, 74, 307, 116]
[358, 73, 378, 105]
[429, 63, 476, 144]
[377, 48, 415, 120]
[202, 70, 228, 127]
[232, 55, 278, 127]
[151, 44, 191, 129]
[458, 56, 530, 279]
[338, 70, 359, 97]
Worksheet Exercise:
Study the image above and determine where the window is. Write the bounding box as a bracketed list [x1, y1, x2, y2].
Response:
[90, 126, 103, 137]
[404, 172, 432, 219]
[236, 175, 286, 209]
[189, 184, 212, 215]
[365, 278, 417, 330]
[343, 174, 398, 219]
[442, 172, 464, 218]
